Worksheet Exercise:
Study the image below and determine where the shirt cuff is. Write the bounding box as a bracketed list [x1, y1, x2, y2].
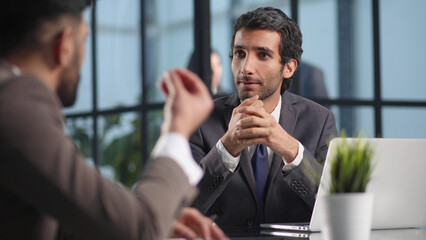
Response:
[216, 139, 240, 172]
[150, 133, 203, 186]
[282, 142, 304, 173]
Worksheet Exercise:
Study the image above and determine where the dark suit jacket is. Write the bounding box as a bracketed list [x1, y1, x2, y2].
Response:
[190, 92, 337, 227]
[0, 69, 196, 239]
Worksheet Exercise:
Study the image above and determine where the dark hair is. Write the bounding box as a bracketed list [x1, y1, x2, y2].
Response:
[187, 49, 219, 73]
[0, 0, 91, 57]
[230, 7, 303, 93]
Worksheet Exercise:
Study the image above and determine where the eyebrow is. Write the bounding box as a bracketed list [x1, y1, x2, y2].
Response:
[233, 45, 275, 54]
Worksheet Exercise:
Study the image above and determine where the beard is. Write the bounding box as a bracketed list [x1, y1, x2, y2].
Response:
[236, 75, 282, 102]
[57, 48, 81, 108]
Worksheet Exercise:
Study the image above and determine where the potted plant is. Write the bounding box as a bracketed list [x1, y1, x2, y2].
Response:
[321, 135, 375, 240]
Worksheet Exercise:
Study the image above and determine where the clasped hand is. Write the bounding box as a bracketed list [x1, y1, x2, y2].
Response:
[221, 95, 298, 162]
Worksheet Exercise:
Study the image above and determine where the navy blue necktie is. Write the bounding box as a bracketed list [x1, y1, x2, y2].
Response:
[251, 144, 268, 224]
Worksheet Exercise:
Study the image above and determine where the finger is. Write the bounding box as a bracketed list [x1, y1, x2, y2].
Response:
[237, 106, 267, 118]
[171, 221, 197, 240]
[234, 127, 269, 140]
[210, 223, 229, 240]
[168, 69, 186, 96]
[175, 68, 211, 98]
[183, 208, 212, 240]
[249, 99, 264, 108]
[194, 215, 212, 240]
[236, 136, 265, 145]
[160, 71, 174, 97]
[236, 116, 269, 129]
[239, 95, 259, 107]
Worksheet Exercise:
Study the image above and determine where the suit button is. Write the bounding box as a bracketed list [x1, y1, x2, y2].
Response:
[208, 187, 214, 192]
[301, 191, 308, 196]
[291, 180, 298, 186]
[247, 219, 254, 226]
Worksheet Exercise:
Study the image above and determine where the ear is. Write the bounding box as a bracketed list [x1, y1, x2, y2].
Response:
[54, 27, 75, 67]
[282, 59, 298, 79]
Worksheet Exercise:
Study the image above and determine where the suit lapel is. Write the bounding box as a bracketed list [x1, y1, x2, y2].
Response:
[266, 92, 299, 194]
[239, 149, 258, 202]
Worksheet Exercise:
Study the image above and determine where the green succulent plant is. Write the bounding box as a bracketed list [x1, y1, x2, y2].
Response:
[329, 134, 375, 194]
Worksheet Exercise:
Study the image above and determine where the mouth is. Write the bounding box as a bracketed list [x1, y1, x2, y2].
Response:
[238, 80, 262, 90]
[237, 76, 262, 87]
[240, 82, 259, 88]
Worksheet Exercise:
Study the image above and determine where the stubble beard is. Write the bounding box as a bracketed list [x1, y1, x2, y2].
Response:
[57, 49, 81, 108]
[236, 75, 282, 102]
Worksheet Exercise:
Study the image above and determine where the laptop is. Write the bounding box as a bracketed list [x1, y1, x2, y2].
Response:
[261, 138, 426, 234]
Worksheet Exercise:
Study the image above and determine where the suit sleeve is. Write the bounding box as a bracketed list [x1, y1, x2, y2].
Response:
[189, 127, 233, 216]
[282, 111, 338, 209]
[0, 78, 196, 240]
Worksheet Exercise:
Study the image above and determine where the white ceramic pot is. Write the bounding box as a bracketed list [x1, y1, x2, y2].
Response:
[321, 192, 374, 240]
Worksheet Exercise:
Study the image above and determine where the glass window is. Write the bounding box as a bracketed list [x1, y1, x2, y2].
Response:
[331, 106, 375, 137]
[147, 110, 164, 155]
[65, 117, 94, 164]
[299, 0, 374, 100]
[98, 112, 141, 188]
[145, 0, 194, 103]
[383, 107, 426, 138]
[380, 0, 426, 101]
[97, 1, 141, 110]
[353, 0, 374, 100]
[211, 0, 232, 94]
[299, 0, 338, 99]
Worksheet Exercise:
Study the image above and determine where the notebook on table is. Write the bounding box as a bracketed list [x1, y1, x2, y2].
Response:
[261, 138, 426, 235]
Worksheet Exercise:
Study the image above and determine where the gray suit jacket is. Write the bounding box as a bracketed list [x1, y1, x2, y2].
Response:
[0, 67, 196, 239]
[190, 92, 337, 227]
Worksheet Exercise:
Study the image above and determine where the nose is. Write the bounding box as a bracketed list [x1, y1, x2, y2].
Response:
[241, 55, 254, 76]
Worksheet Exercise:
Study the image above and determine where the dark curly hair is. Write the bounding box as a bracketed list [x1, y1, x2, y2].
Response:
[230, 7, 303, 93]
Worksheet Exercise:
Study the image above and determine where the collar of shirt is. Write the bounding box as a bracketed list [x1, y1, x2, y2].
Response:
[248, 96, 282, 167]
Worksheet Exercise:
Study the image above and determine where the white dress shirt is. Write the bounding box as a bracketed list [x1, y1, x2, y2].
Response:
[216, 96, 304, 173]
[151, 133, 203, 186]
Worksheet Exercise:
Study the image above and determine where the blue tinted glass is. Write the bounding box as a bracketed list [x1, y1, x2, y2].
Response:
[97, 1, 141, 110]
[380, 0, 426, 101]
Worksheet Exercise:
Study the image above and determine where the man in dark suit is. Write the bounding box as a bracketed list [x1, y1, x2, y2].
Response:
[190, 7, 337, 227]
[0, 0, 227, 239]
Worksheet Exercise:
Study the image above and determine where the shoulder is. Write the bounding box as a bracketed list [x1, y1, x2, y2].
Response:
[0, 75, 56, 104]
[0, 75, 62, 127]
[285, 92, 330, 112]
[283, 91, 334, 121]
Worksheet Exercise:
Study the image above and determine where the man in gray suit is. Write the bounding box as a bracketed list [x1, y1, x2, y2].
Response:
[0, 0, 227, 239]
[190, 7, 337, 227]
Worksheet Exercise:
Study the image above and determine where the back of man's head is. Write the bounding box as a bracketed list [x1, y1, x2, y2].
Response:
[0, 0, 91, 58]
[230, 7, 303, 93]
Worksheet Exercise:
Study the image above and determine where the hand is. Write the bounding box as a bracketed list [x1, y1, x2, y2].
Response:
[160, 69, 213, 139]
[169, 207, 228, 240]
[232, 99, 299, 162]
[221, 95, 260, 157]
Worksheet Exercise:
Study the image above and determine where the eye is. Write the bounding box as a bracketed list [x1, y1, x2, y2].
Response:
[234, 50, 246, 58]
[259, 52, 270, 59]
